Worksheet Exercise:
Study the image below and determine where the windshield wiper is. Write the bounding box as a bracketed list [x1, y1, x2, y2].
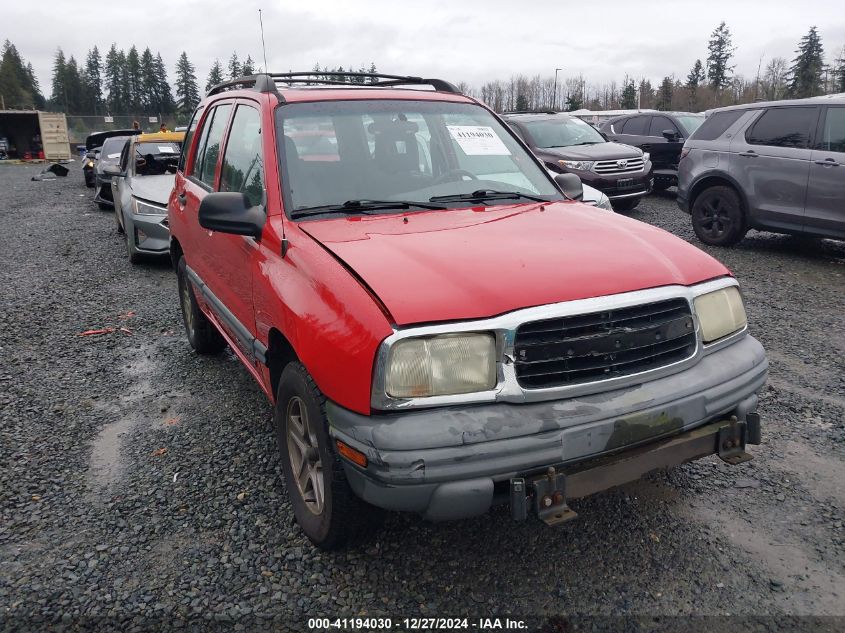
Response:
[291, 199, 446, 219]
[429, 189, 549, 204]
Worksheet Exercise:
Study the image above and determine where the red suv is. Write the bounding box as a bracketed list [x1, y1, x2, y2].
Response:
[169, 72, 768, 549]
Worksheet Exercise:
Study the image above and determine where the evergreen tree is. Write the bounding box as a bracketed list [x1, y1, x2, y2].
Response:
[564, 92, 582, 111]
[206, 59, 224, 92]
[126, 45, 142, 112]
[368, 62, 377, 83]
[154, 53, 175, 114]
[104, 44, 124, 113]
[140, 48, 157, 113]
[0, 41, 43, 109]
[658, 76, 673, 110]
[175, 51, 200, 116]
[686, 59, 705, 109]
[64, 56, 84, 114]
[50, 48, 68, 111]
[241, 55, 255, 76]
[228, 52, 241, 79]
[787, 26, 825, 98]
[706, 21, 736, 91]
[117, 49, 130, 114]
[836, 46, 845, 93]
[620, 79, 637, 109]
[83, 46, 103, 114]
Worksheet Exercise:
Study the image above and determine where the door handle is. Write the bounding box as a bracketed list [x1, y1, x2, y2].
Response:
[738, 151, 758, 158]
[177, 191, 187, 204]
[814, 159, 840, 167]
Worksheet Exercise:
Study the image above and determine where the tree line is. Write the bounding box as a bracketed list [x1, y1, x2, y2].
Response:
[467, 23, 844, 113]
[2, 23, 842, 118]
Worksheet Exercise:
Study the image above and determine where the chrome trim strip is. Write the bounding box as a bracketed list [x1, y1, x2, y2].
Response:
[607, 191, 648, 200]
[371, 277, 744, 411]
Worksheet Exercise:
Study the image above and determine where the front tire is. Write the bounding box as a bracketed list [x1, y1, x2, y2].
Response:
[691, 185, 747, 246]
[274, 362, 383, 550]
[176, 256, 225, 354]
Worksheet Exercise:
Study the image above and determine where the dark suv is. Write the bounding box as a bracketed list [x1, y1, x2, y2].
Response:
[678, 95, 845, 246]
[504, 112, 653, 210]
[601, 112, 704, 190]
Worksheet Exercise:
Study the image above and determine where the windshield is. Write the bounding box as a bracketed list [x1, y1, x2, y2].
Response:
[276, 100, 562, 217]
[134, 141, 181, 176]
[676, 114, 705, 135]
[100, 137, 128, 164]
[522, 117, 606, 148]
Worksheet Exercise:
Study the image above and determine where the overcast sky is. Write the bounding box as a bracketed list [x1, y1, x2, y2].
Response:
[6, 0, 845, 96]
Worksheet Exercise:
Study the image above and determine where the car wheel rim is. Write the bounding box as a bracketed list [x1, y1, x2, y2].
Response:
[698, 196, 732, 238]
[286, 396, 325, 515]
[180, 279, 194, 335]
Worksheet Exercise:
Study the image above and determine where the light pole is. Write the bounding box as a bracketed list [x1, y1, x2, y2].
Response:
[553, 68, 562, 111]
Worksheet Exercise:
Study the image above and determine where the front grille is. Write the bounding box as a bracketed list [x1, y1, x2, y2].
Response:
[593, 157, 645, 175]
[513, 298, 696, 389]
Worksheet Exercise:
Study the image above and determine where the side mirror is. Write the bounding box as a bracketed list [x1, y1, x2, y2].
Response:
[662, 130, 680, 142]
[199, 192, 265, 239]
[554, 172, 583, 201]
[102, 164, 124, 177]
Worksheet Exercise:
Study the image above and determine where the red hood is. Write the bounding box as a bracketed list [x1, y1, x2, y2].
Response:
[299, 202, 730, 326]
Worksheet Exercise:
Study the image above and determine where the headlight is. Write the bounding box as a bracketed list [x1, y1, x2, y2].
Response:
[694, 286, 747, 343]
[558, 159, 594, 171]
[642, 152, 650, 163]
[133, 198, 166, 215]
[595, 193, 613, 211]
[384, 333, 496, 398]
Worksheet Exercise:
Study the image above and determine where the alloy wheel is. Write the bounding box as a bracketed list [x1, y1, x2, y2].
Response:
[180, 278, 195, 335]
[286, 396, 325, 515]
[697, 195, 733, 239]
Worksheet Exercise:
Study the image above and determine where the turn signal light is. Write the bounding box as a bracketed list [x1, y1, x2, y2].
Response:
[335, 440, 368, 468]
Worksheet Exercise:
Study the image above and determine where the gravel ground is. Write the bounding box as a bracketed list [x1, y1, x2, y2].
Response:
[0, 164, 843, 632]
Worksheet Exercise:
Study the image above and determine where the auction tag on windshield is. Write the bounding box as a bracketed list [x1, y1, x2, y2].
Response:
[158, 146, 176, 153]
[447, 125, 510, 156]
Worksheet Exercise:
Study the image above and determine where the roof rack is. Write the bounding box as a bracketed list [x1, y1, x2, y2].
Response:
[206, 72, 461, 99]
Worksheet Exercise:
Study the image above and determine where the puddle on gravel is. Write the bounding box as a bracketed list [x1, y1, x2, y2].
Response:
[85, 346, 159, 500]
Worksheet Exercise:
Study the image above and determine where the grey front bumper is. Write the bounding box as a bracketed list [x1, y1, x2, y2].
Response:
[328, 335, 767, 521]
[127, 212, 170, 254]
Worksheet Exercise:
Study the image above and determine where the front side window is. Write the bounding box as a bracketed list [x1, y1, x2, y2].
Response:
[522, 117, 605, 148]
[190, 104, 233, 187]
[220, 105, 264, 207]
[746, 107, 818, 149]
[277, 100, 562, 216]
[816, 107, 845, 153]
[649, 116, 679, 137]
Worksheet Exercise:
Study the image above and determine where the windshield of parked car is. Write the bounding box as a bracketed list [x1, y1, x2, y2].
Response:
[100, 137, 129, 164]
[676, 114, 705, 135]
[134, 142, 181, 176]
[276, 100, 562, 217]
[522, 117, 606, 148]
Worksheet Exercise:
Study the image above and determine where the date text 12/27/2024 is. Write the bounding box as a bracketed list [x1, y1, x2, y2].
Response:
[307, 617, 528, 630]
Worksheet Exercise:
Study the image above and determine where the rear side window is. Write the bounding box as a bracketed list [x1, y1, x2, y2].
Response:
[191, 104, 232, 187]
[746, 107, 818, 149]
[621, 116, 649, 135]
[649, 116, 679, 137]
[178, 106, 204, 172]
[816, 107, 845, 153]
[220, 105, 264, 207]
[689, 110, 746, 141]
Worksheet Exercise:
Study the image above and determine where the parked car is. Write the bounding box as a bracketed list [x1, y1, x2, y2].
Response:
[601, 112, 704, 190]
[93, 135, 135, 209]
[504, 112, 652, 211]
[107, 131, 184, 263]
[83, 129, 140, 188]
[678, 95, 845, 246]
[169, 72, 767, 549]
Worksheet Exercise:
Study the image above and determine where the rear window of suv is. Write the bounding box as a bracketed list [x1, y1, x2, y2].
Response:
[690, 110, 747, 141]
[746, 107, 818, 149]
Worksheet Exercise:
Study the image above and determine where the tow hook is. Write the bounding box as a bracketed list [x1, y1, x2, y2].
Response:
[510, 467, 577, 526]
[717, 416, 754, 465]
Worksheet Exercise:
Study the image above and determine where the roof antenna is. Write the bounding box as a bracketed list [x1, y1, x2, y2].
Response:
[258, 9, 269, 73]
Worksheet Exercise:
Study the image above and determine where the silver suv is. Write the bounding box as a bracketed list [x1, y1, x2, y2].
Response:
[677, 94, 845, 246]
